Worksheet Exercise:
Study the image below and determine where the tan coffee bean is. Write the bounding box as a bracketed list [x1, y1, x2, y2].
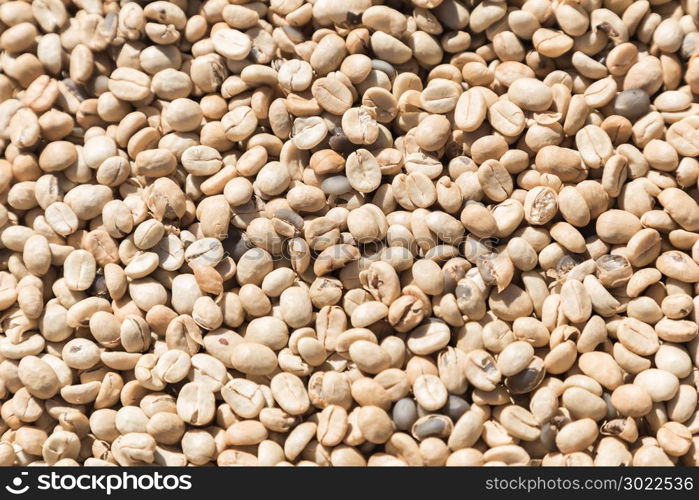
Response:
[1, 0, 698, 468]
[611, 384, 653, 418]
[17, 356, 60, 399]
[357, 406, 394, 444]
[508, 78, 552, 112]
[556, 419, 598, 454]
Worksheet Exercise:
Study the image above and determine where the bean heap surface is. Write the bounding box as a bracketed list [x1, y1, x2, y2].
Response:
[0, 0, 699, 467]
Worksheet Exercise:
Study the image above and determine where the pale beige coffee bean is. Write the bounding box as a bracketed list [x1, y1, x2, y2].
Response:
[413, 374, 448, 411]
[111, 433, 156, 466]
[345, 149, 381, 193]
[23, 234, 51, 276]
[181, 146, 222, 176]
[278, 60, 313, 92]
[357, 406, 394, 444]
[657, 188, 699, 232]
[349, 340, 390, 374]
[415, 114, 451, 152]
[508, 78, 552, 112]
[497, 405, 540, 441]
[596, 210, 642, 244]
[280, 287, 313, 329]
[488, 99, 525, 137]
[611, 384, 653, 418]
[312, 78, 353, 115]
[226, 420, 268, 446]
[463, 349, 501, 391]
[496, 341, 533, 377]
[617, 318, 659, 356]
[556, 419, 598, 454]
[62, 338, 100, 370]
[634, 369, 679, 402]
[317, 405, 348, 447]
[560, 280, 592, 323]
[17, 356, 60, 399]
[230, 342, 277, 376]
[270, 373, 310, 416]
[454, 88, 486, 132]
[578, 352, 623, 390]
[109, 68, 152, 102]
[0, 0, 697, 468]
[656, 422, 692, 457]
[406, 320, 450, 358]
[212, 29, 252, 61]
[176, 382, 215, 426]
[523, 186, 557, 225]
[220, 379, 265, 419]
[656, 251, 699, 282]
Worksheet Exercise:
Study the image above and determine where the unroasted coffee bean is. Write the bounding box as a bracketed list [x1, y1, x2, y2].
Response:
[1, 0, 698, 470]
